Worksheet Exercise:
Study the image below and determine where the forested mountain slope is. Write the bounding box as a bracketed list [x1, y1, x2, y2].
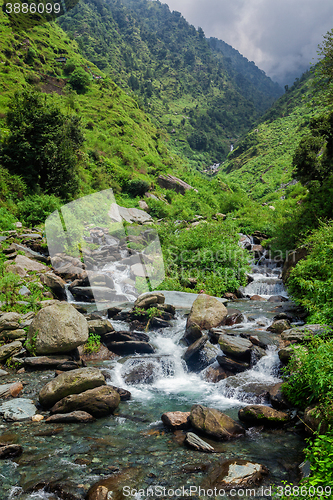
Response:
[58, 0, 282, 166]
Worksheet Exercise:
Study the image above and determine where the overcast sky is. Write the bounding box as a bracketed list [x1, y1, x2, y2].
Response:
[162, 0, 333, 86]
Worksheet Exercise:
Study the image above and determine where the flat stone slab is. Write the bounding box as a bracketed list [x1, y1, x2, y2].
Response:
[0, 398, 37, 421]
[155, 291, 227, 310]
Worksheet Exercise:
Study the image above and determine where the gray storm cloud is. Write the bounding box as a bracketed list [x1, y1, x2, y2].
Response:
[163, 0, 333, 85]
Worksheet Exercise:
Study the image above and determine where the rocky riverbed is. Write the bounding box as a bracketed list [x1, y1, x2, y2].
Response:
[0, 227, 316, 499]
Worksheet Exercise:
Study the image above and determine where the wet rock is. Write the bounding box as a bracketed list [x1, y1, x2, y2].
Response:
[182, 323, 202, 345]
[106, 341, 155, 356]
[190, 404, 245, 440]
[50, 385, 120, 418]
[107, 306, 122, 318]
[103, 331, 149, 343]
[186, 294, 228, 331]
[0, 341, 22, 362]
[134, 292, 165, 309]
[88, 319, 114, 335]
[252, 345, 267, 362]
[0, 398, 37, 421]
[123, 362, 155, 384]
[268, 295, 288, 302]
[238, 405, 289, 426]
[267, 319, 290, 333]
[217, 355, 250, 374]
[45, 411, 95, 423]
[0, 444, 23, 459]
[149, 317, 170, 328]
[27, 302, 89, 355]
[0, 382, 23, 399]
[88, 486, 109, 500]
[268, 383, 292, 410]
[185, 432, 215, 452]
[218, 334, 252, 362]
[203, 459, 269, 490]
[40, 272, 66, 299]
[224, 312, 244, 326]
[56, 361, 81, 371]
[203, 365, 228, 383]
[0, 370, 8, 377]
[110, 386, 131, 401]
[39, 367, 106, 408]
[182, 335, 208, 369]
[161, 411, 191, 430]
[250, 295, 266, 301]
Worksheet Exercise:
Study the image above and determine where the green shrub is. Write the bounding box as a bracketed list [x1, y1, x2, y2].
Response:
[125, 178, 150, 197]
[17, 194, 61, 225]
[84, 333, 101, 353]
[0, 207, 17, 230]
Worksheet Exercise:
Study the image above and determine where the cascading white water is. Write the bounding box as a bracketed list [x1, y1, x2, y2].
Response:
[104, 314, 282, 410]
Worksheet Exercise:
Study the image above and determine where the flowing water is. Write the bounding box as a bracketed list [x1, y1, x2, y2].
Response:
[1, 243, 305, 500]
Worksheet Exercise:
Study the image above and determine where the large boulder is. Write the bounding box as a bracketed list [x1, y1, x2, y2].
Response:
[218, 334, 253, 362]
[267, 319, 290, 334]
[157, 174, 197, 195]
[27, 302, 89, 355]
[50, 385, 120, 418]
[161, 411, 191, 430]
[39, 367, 106, 408]
[186, 294, 228, 332]
[190, 404, 245, 440]
[238, 405, 289, 427]
[134, 292, 165, 309]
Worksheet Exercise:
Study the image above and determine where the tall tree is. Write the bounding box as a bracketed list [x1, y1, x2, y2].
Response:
[0, 90, 84, 199]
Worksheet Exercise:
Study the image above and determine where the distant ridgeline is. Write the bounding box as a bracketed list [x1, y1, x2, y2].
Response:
[58, 0, 283, 165]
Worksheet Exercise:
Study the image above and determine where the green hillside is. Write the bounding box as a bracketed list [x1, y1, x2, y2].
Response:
[58, 0, 282, 166]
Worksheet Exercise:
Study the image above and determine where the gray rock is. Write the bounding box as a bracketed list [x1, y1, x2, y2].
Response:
[88, 319, 114, 335]
[27, 302, 89, 355]
[186, 294, 228, 331]
[203, 459, 269, 490]
[190, 404, 245, 440]
[217, 355, 250, 373]
[185, 432, 215, 452]
[238, 405, 289, 426]
[39, 367, 106, 408]
[134, 292, 165, 309]
[50, 385, 120, 418]
[157, 174, 198, 195]
[0, 312, 21, 332]
[106, 341, 155, 355]
[40, 272, 66, 298]
[0, 382, 23, 398]
[268, 382, 291, 410]
[0, 370, 8, 378]
[45, 411, 95, 423]
[0, 398, 37, 421]
[182, 323, 202, 345]
[161, 411, 191, 430]
[9, 254, 48, 272]
[23, 355, 74, 370]
[218, 334, 253, 361]
[0, 341, 22, 362]
[267, 319, 290, 333]
[182, 335, 208, 363]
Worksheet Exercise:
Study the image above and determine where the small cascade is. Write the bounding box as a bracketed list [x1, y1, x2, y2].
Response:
[239, 233, 287, 299]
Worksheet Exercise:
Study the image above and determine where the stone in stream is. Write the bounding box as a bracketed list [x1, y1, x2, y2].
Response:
[0, 398, 37, 421]
[250, 295, 266, 301]
[267, 319, 290, 333]
[50, 385, 120, 418]
[216, 355, 250, 374]
[0, 341, 22, 362]
[45, 411, 95, 423]
[103, 331, 150, 343]
[27, 302, 89, 355]
[278, 345, 307, 365]
[268, 382, 292, 410]
[185, 432, 215, 452]
[203, 365, 228, 383]
[23, 355, 74, 370]
[218, 334, 253, 362]
[0, 444, 23, 459]
[87, 319, 114, 335]
[202, 459, 269, 490]
[181, 323, 202, 345]
[0, 382, 23, 399]
[106, 341, 155, 356]
[161, 411, 191, 430]
[238, 405, 289, 426]
[149, 317, 171, 329]
[190, 404, 245, 440]
[186, 294, 228, 331]
[134, 292, 165, 309]
[39, 367, 106, 408]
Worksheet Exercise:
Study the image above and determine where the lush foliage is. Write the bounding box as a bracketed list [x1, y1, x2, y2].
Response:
[287, 221, 333, 323]
[84, 332, 102, 353]
[1, 90, 84, 199]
